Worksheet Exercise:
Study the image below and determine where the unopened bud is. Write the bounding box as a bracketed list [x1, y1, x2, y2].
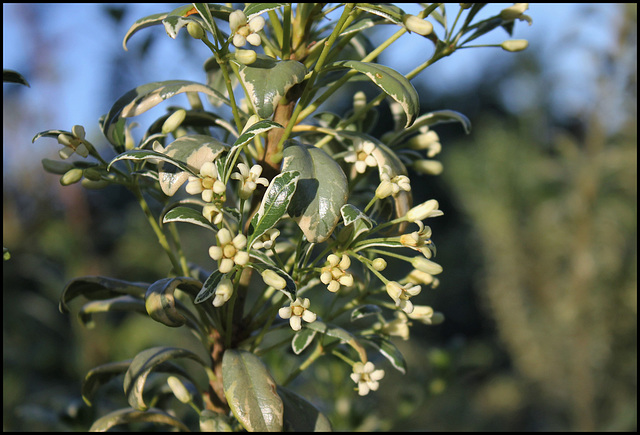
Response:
[60, 168, 83, 186]
[261, 269, 287, 290]
[411, 256, 443, 275]
[81, 178, 110, 189]
[83, 167, 103, 181]
[501, 39, 529, 52]
[167, 376, 192, 404]
[162, 109, 187, 134]
[413, 159, 444, 175]
[372, 258, 387, 271]
[235, 49, 257, 65]
[403, 14, 433, 36]
[407, 131, 439, 150]
[187, 21, 205, 40]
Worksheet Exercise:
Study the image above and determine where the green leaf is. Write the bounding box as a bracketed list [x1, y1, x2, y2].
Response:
[59, 276, 148, 314]
[89, 407, 190, 432]
[350, 304, 382, 321]
[78, 295, 146, 327]
[291, 328, 316, 355]
[304, 320, 354, 343]
[82, 360, 132, 406]
[355, 3, 406, 24]
[236, 55, 307, 118]
[222, 349, 284, 432]
[3, 69, 30, 87]
[224, 120, 282, 180]
[162, 14, 200, 39]
[124, 346, 207, 411]
[102, 81, 229, 150]
[387, 110, 471, 146]
[362, 335, 407, 374]
[277, 386, 333, 431]
[145, 277, 203, 327]
[162, 206, 216, 231]
[244, 3, 288, 20]
[194, 270, 224, 304]
[248, 170, 300, 247]
[325, 60, 419, 127]
[156, 134, 229, 196]
[282, 143, 349, 243]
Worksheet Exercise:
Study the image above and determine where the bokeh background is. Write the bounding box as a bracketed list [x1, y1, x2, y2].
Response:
[3, 3, 637, 431]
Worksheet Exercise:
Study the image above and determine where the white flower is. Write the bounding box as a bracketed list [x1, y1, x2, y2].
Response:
[212, 276, 234, 307]
[202, 203, 224, 226]
[375, 312, 410, 340]
[320, 254, 353, 293]
[186, 161, 226, 202]
[57, 125, 89, 159]
[386, 281, 422, 314]
[229, 10, 265, 47]
[406, 199, 443, 223]
[230, 163, 269, 199]
[400, 221, 436, 258]
[344, 141, 377, 174]
[252, 228, 280, 250]
[209, 228, 249, 273]
[375, 166, 411, 199]
[350, 361, 385, 396]
[278, 297, 317, 331]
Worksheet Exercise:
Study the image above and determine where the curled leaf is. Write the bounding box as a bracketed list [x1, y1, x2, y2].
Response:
[145, 277, 203, 327]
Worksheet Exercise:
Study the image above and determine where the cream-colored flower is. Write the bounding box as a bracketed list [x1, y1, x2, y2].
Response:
[202, 203, 224, 226]
[375, 312, 410, 340]
[186, 161, 226, 202]
[212, 276, 234, 307]
[261, 269, 286, 290]
[499, 3, 532, 25]
[350, 361, 385, 396]
[405, 269, 436, 287]
[406, 199, 443, 223]
[344, 141, 377, 174]
[278, 297, 317, 331]
[320, 254, 353, 292]
[230, 163, 269, 199]
[412, 159, 444, 176]
[400, 223, 435, 259]
[386, 281, 422, 314]
[57, 125, 89, 159]
[229, 10, 265, 47]
[407, 305, 436, 325]
[252, 228, 280, 250]
[209, 228, 249, 273]
[375, 166, 411, 199]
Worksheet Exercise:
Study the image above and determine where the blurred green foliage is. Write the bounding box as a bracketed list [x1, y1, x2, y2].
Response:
[3, 4, 636, 432]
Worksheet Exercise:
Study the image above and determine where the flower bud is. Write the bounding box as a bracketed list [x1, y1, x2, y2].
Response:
[372, 258, 387, 271]
[83, 167, 103, 181]
[406, 199, 442, 222]
[235, 49, 257, 65]
[500, 3, 529, 21]
[60, 168, 83, 186]
[413, 159, 443, 176]
[187, 21, 205, 40]
[407, 131, 440, 150]
[167, 376, 192, 404]
[403, 14, 433, 36]
[261, 269, 287, 290]
[41, 158, 74, 175]
[411, 256, 443, 275]
[501, 39, 529, 52]
[81, 178, 110, 189]
[162, 109, 187, 134]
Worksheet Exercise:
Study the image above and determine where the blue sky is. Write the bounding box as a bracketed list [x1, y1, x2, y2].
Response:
[2, 4, 621, 181]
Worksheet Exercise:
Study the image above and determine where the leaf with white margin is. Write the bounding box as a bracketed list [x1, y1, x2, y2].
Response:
[235, 55, 307, 119]
[222, 349, 284, 432]
[277, 386, 333, 431]
[325, 60, 419, 127]
[355, 3, 406, 24]
[162, 206, 217, 231]
[101, 80, 229, 150]
[386, 109, 472, 147]
[362, 335, 407, 374]
[223, 119, 282, 181]
[282, 143, 348, 243]
[89, 407, 190, 432]
[244, 3, 288, 20]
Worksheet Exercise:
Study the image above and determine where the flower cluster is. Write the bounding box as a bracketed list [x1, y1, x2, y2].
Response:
[186, 161, 226, 202]
[320, 254, 354, 292]
[375, 166, 411, 199]
[229, 10, 265, 47]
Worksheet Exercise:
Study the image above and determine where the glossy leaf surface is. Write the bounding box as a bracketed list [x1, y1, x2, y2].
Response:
[278, 386, 333, 431]
[89, 407, 189, 432]
[59, 276, 148, 314]
[144, 277, 202, 328]
[282, 144, 348, 243]
[222, 349, 284, 432]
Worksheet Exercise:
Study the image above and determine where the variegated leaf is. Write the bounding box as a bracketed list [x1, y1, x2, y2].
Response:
[59, 276, 148, 314]
[277, 386, 333, 431]
[387, 109, 472, 147]
[282, 143, 348, 243]
[244, 3, 288, 20]
[246, 260, 297, 302]
[144, 277, 203, 328]
[350, 304, 382, 321]
[236, 55, 307, 119]
[222, 349, 284, 432]
[362, 335, 407, 374]
[355, 3, 406, 24]
[124, 346, 207, 411]
[194, 270, 224, 304]
[162, 206, 217, 231]
[248, 170, 300, 249]
[224, 120, 282, 181]
[102, 81, 229, 150]
[89, 407, 190, 432]
[291, 328, 316, 355]
[325, 60, 419, 127]
[78, 295, 146, 327]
